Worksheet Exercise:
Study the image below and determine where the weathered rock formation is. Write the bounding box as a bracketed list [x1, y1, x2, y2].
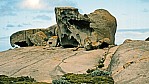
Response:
[10, 25, 58, 47]
[55, 7, 117, 48]
[46, 36, 59, 47]
[108, 40, 149, 84]
[28, 31, 48, 46]
[10, 7, 117, 50]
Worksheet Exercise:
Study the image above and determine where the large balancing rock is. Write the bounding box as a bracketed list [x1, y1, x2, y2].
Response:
[55, 7, 117, 47]
[88, 9, 117, 45]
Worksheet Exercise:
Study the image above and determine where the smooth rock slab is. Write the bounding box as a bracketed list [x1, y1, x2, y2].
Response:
[0, 47, 110, 83]
[108, 40, 149, 84]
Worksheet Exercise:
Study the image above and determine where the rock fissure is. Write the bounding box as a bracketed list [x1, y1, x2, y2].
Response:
[0, 49, 45, 67]
[50, 52, 78, 79]
[109, 40, 149, 84]
[54, 52, 78, 72]
[112, 55, 149, 76]
[120, 75, 142, 84]
[10, 59, 44, 76]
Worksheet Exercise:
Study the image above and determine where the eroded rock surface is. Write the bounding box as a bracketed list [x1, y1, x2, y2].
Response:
[10, 24, 58, 47]
[108, 40, 149, 84]
[55, 7, 117, 48]
[28, 31, 47, 46]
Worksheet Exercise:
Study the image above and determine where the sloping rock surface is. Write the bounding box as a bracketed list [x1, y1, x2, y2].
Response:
[0, 46, 117, 83]
[108, 40, 149, 84]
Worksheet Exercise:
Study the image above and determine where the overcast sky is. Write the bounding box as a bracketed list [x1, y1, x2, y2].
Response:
[0, 0, 149, 37]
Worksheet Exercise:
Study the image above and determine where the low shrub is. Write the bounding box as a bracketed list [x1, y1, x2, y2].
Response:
[52, 72, 114, 84]
[98, 63, 104, 68]
[44, 38, 49, 41]
[86, 68, 95, 73]
[91, 70, 111, 77]
[0, 75, 49, 84]
[97, 58, 105, 68]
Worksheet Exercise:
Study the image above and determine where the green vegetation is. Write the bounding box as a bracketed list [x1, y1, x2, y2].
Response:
[86, 68, 95, 73]
[0, 75, 49, 84]
[44, 38, 49, 41]
[98, 63, 104, 68]
[91, 70, 111, 77]
[52, 70, 114, 84]
[98, 58, 105, 68]
[52, 53, 113, 84]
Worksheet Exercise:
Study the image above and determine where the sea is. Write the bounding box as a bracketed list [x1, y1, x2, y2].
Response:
[0, 28, 149, 52]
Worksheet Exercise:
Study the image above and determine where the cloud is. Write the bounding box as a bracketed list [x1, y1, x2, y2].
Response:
[33, 15, 51, 20]
[115, 29, 149, 44]
[0, 0, 77, 16]
[47, 0, 77, 7]
[22, 23, 32, 26]
[0, 0, 19, 16]
[6, 24, 24, 27]
[2, 27, 9, 30]
[6, 24, 15, 27]
[143, 9, 149, 12]
[0, 5, 17, 16]
[17, 24, 23, 27]
[0, 36, 9, 39]
[140, 0, 149, 3]
[21, 0, 44, 10]
[20, 0, 77, 13]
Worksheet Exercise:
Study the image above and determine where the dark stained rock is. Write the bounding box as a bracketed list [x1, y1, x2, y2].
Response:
[47, 36, 59, 47]
[28, 31, 47, 46]
[145, 37, 149, 41]
[55, 7, 117, 48]
[108, 40, 149, 84]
